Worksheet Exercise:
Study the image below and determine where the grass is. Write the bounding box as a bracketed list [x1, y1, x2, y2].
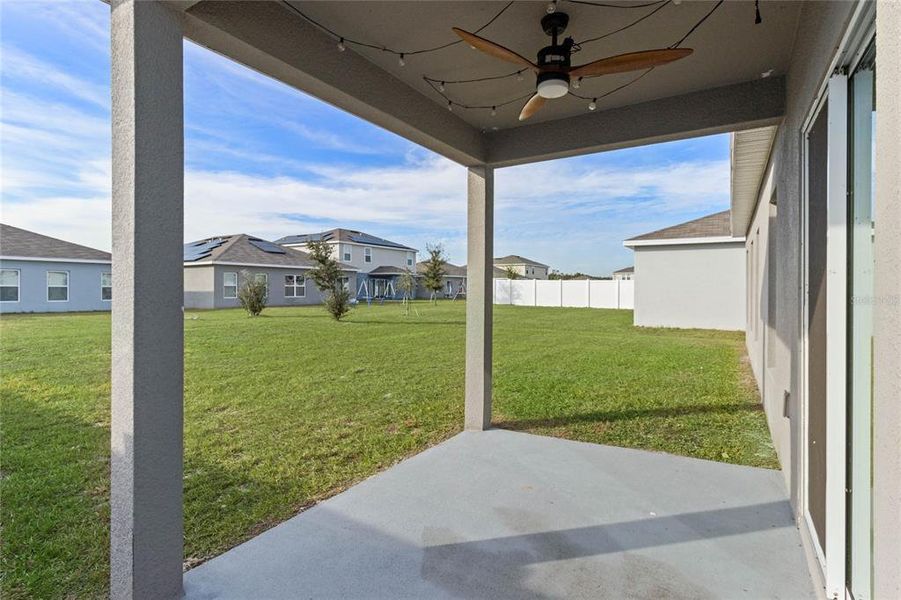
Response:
[0, 302, 775, 598]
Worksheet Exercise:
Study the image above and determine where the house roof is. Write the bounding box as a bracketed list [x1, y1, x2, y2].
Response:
[275, 229, 416, 252]
[183, 234, 319, 269]
[0, 223, 111, 262]
[493, 255, 549, 268]
[623, 211, 740, 247]
[613, 266, 634, 274]
[367, 265, 411, 276]
[731, 126, 778, 237]
[415, 261, 467, 278]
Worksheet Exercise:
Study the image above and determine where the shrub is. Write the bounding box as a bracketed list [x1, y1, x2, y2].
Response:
[306, 240, 352, 321]
[238, 270, 268, 316]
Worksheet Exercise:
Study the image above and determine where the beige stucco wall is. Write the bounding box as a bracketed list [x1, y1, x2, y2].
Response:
[633, 242, 746, 330]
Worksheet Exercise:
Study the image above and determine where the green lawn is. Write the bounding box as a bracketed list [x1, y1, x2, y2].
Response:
[0, 302, 775, 598]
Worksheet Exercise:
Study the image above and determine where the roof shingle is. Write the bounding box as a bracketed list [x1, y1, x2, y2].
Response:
[275, 229, 416, 251]
[625, 210, 733, 242]
[0, 223, 111, 261]
[184, 234, 317, 268]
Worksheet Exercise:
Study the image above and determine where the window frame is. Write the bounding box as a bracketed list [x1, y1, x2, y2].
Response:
[406, 253, 413, 267]
[223, 271, 238, 299]
[101, 271, 112, 302]
[0, 268, 20, 303]
[343, 246, 352, 262]
[364, 247, 372, 263]
[47, 270, 69, 302]
[255, 272, 269, 298]
[284, 273, 306, 298]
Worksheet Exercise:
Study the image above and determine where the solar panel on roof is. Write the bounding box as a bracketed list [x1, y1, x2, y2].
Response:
[183, 238, 226, 261]
[248, 238, 286, 254]
[348, 233, 406, 249]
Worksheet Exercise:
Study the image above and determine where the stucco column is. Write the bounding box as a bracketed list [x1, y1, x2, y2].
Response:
[110, 1, 184, 598]
[465, 166, 494, 431]
[874, 4, 901, 598]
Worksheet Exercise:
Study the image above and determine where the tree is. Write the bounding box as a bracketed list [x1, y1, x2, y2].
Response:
[503, 266, 520, 280]
[305, 240, 352, 321]
[397, 269, 419, 317]
[420, 244, 447, 303]
[238, 270, 268, 316]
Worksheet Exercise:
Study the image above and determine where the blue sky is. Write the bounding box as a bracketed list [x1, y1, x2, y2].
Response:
[0, 0, 729, 276]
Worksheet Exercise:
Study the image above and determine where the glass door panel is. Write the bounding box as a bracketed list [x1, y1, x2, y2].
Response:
[847, 40, 875, 600]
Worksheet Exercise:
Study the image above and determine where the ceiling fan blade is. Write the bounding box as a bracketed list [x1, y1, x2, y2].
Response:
[569, 48, 693, 78]
[452, 27, 538, 72]
[518, 93, 547, 121]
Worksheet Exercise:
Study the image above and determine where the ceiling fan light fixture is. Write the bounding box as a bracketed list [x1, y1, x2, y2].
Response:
[537, 73, 570, 99]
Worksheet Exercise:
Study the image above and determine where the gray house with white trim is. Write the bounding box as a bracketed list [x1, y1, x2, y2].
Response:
[0, 223, 112, 313]
[183, 234, 357, 309]
[277, 229, 416, 300]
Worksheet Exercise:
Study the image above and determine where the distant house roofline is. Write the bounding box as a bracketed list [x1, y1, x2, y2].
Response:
[0, 223, 111, 262]
[623, 210, 743, 248]
[275, 228, 417, 252]
[493, 254, 549, 268]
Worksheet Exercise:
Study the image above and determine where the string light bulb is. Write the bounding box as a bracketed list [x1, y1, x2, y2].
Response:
[337, 38, 346, 52]
[398, 53, 406, 67]
[447, 100, 453, 112]
[516, 71, 524, 82]
[572, 77, 582, 89]
[490, 106, 497, 117]
[546, 1, 557, 14]
[438, 81, 446, 92]
[588, 98, 597, 111]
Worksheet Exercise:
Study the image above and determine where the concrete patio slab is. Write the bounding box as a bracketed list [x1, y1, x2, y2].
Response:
[184, 429, 817, 599]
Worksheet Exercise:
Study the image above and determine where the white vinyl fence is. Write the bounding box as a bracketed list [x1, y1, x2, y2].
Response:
[493, 278, 634, 309]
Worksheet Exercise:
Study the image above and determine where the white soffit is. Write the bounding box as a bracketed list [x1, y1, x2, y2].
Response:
[730, 125, 777, 236]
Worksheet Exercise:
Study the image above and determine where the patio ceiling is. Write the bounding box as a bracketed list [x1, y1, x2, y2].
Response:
[181, 0, 797, 167]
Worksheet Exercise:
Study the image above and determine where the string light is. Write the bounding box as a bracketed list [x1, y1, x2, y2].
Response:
[546, 1, 557, 14]
[516, 71, 525, 82]
[284, 0, 515, 59]
[572, 77, 582, 89]
[438, 81, 446, 92]
[447, 100, 453, 112]
[398, 53, 406, 67]
[588, 98, 597, 111]
[491, 106, 497, 117]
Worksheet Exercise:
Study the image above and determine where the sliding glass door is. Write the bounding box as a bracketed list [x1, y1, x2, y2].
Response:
[847, 40, 875, 600]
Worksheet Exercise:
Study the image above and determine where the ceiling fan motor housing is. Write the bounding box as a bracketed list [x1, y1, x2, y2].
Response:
[536, 45, 571, 98]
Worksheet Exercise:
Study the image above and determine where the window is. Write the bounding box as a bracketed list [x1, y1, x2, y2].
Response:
[47, 271, 68, 302]
[223, 272, 238, 298]
[364, 247, 372, 263]
[406, 253, 413, 267]
[343, 247, 352, 262]
[101, 272, 112, 301]
[0, 269, 19, 302]
[339, 276, 350, 291]
[284, 274, 306, 298]
[255, 272, 269, 297]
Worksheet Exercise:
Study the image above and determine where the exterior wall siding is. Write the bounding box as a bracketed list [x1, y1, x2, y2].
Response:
[633, 242, 746, 330]
[289, 242, 415, 273]
[184, 265, 215, 309]
[182, 265, 357, 309]
[0, 259, 112, 313]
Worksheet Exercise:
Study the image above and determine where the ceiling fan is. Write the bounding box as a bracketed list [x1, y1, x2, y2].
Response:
[452, 11, 692, 121]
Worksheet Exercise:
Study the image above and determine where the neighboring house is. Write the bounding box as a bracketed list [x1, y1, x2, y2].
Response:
[183, 234, 356, 309]
[0, 223, 112, 313]
[493, 255, 549, 279]
[415, 261, 467, 299]
[612, 266, 634, 281]
[623, 211, 746, 330]
[277, 229, 416, 300]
